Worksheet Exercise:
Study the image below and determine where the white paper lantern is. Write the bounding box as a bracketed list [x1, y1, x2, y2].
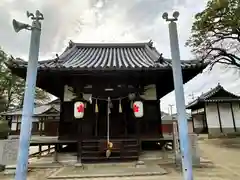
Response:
[133, 101, 143, 118]
[74, 101, 85, 118]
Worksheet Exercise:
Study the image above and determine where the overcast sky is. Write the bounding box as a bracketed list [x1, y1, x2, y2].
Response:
[1, 0, 240, 113]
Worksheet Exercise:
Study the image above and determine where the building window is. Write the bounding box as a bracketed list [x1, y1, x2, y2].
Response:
[39, 122, 45, 131]
[30, 122, 39, 133]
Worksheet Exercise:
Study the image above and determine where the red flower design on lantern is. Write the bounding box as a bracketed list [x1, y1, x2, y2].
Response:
[133, 104, 139, 112]
[77, 104, 84, 113]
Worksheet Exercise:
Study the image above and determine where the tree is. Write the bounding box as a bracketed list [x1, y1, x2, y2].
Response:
[0, 48, 50, 112]
[186, 0, 240, 68]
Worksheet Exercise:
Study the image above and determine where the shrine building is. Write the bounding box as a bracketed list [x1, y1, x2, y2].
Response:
[186, 84, 240, 138]
[6, 41, 207, 162]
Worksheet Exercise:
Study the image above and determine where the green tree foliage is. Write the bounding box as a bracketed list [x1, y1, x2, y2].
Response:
[0, 49, 50, 112]
[186, 0, 240, 68]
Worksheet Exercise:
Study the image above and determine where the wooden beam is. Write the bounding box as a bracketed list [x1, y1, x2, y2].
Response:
[230, 102, 237, 132]
[191, 111, 195, 133]
[203, 104, 208, 133]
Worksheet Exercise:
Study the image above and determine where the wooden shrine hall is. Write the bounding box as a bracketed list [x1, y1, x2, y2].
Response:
[6, 41, 207, 162]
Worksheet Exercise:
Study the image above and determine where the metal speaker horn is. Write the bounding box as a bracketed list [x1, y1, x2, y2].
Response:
[12, 19, 30, 33]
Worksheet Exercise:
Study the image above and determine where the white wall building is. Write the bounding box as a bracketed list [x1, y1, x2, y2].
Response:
[0, 99, 60, 136]
[186, 84, 240, 137]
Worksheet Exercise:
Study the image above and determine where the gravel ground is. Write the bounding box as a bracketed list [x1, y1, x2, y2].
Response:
[1, 137, 240, 180]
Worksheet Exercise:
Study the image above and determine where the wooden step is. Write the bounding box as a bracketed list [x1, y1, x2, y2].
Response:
[82, 139, 138, 143]
[82, 156, 138, 160]
[81, 155, 138, 163]
[82, 149, 138, 154]
[80, 139, 139, 163]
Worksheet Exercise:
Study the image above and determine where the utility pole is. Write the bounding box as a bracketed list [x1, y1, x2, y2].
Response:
[13, 10, 44, 180]
[162, 11, 193, 180]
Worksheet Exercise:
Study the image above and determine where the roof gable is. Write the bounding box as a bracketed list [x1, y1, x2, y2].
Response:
[6, 41, 207, 71]
[198, 84, 240, 100]
[46, 98, 60, 105]
[42, 106, 60, 114]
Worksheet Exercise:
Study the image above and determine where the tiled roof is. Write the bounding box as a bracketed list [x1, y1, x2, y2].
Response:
[0, 104, 60, 116]
[186, 84, 240, 109]
[6, 41, 207, 71]
[45, 98, 60, 105]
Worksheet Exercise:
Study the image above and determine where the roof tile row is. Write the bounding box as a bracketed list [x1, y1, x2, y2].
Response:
[7, 42, 206, 70]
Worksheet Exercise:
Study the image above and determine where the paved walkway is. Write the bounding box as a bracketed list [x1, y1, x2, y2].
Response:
[1, 138, 240, 179]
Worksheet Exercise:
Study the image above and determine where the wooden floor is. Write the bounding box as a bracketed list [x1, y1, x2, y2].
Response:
[8, 135, 76, 146]
[8, 134, 173, 146]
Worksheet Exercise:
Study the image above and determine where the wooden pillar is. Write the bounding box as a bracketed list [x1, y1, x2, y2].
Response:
[156, 83, 163, 137]
[48, 145, 51, 154]
[134, 94, 141, 150]
[203, 104, 208, 132]
[38, 145, 42, 159]
[39, 117, 43, 136]
[230, 102, 237, 132]
[191, 111, 195, 133]
[7, 115, 12, 129]
[137, 118, 141, 152]
[77, 120, 82, 164]
[16, 116, 19, 134]
[124, 106, 128, 137]
[202, 109, 205, 128]
[157, 100, 163, 136]
[58, 86, 65, 139]
[216, 102, 223, 133]
[7, 115, 13, 135]
[53, 144, 59, 163]
[95, 105, 98, 137]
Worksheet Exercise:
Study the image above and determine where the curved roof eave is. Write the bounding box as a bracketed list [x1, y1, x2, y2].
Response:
[5, 41, 209, 72]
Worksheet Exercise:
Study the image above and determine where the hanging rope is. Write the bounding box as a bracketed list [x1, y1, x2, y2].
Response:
[106, 97, 113, 158]
[91, 95, 129, 101]
[107, 97, 110, 143]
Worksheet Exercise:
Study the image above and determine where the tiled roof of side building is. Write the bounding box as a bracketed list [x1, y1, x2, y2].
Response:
[6, 41, 207, 71]
[0, 104, 60, 116]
